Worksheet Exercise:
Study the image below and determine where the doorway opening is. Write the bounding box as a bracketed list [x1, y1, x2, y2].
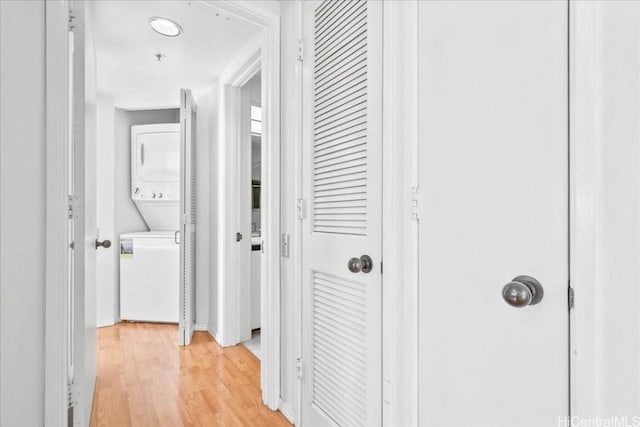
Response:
[43, 0, 282, 425]
[90, 1, 261, 345]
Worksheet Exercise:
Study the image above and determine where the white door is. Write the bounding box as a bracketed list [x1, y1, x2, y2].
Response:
[179, 88, 197, 346]
[238, 82, 254, 344]
[67, 22, 83, 427]
[417, 2, 569, 426]
[68, 0, 98, 424]
[301, 1, 382, 426]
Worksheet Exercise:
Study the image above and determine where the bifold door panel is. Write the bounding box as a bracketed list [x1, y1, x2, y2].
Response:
[179, 88, 197, 346]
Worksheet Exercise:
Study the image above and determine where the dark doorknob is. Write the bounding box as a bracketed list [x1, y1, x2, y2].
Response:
[95, 239, 111, 249]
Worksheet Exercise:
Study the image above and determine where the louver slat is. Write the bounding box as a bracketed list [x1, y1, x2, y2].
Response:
[315, 38, 366, 83]
[312, 271, 367, 427]
[188, 111, 197, 331]
[315, 121, 366, 148]
[315, 76, 366, 113]
[315, 185, 366, 198]
[315, 2, 364, 49]
[315, 133, 366, 155]
[315, 105, 367, 136]
[190, 111, 197, 222]
[312, 0, 368, 237]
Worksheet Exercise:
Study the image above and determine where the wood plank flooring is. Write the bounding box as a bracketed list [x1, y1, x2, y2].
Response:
[90, 322, 292, 427]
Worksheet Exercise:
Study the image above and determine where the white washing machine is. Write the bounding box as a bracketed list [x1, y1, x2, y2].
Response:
[119, 231, 179, 323]
[120, 123, 181, 323]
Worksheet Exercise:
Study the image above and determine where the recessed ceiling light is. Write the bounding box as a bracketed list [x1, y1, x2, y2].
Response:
[149, 17, 182, 37]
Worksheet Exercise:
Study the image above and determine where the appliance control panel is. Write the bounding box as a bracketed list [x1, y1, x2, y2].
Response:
[132, 183, 179, 201]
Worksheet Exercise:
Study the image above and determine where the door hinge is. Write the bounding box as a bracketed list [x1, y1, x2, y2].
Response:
[568, 286, 575, 310]
[67, 383, 79, 408]
[68, 195, 82, 219]
[67, 382, 78, 427]
[296, 357, 303, 379]
[236, 232, 243, 242]
[68, 8, 76, 31]
[297, 39, 304, 62]
[281, 234, 290, 258]
[297, 198, 306, 220]
[411, 187, 420, 220]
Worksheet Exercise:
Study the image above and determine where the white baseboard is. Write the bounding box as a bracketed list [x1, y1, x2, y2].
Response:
[195, 321, 208, 331]
[96, 318, 116, 328]
[208, 326, 223, 346]
[279, 399, 296, 425]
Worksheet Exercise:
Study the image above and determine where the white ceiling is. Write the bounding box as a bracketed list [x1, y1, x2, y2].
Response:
[91, 1, 262, 109]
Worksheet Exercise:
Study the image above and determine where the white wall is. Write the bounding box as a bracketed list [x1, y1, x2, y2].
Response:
[95, 94, 117, 327]
[0, 1, 46, 425]
[593, 1, 640, 417]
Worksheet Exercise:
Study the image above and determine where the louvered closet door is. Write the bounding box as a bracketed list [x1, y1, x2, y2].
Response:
[301, 1, 382, 426]
[179, 88, 197, 346]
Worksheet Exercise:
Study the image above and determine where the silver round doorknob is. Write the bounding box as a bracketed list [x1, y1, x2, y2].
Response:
[502, 275, 543, 307]
[347, 255, 373, 274]
[348, 257, 363, 273]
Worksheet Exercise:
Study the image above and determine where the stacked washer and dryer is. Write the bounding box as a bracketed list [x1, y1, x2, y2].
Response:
[120, 123, 181, 323]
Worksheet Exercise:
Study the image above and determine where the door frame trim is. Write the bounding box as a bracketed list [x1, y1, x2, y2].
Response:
[569, 0, 602, 416]
[204, 0, 282, 411]
[381, 2, 420, 425]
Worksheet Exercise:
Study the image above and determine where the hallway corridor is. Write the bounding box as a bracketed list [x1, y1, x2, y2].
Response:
[90, 323, 291, 426]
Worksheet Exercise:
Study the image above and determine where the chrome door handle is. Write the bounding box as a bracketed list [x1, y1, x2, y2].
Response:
[502, 275, 544, 307]
[347, 255, 373, 274]
[95, 239, 111, 249]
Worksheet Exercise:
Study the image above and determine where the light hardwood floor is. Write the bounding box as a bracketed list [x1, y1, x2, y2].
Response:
[90, 322, 292, 427]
